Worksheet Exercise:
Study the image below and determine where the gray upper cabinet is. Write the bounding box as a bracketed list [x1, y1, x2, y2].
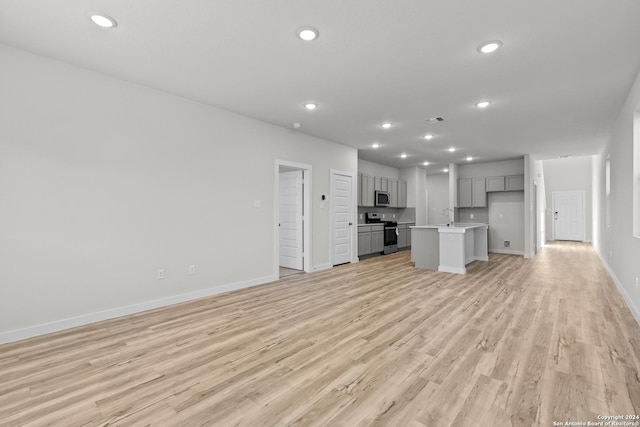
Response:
[359, 173, 375, 207]
[374, 176, 388, 192]
[486, 176, 505, 192]
[459, 177, 486, 207]
[388, 179, 398, 207]
[506, 174, 525, 191]
[398, 180, 407, 208]
[485, 174, 524, 192]
[358, 173, 407, 207]
[458, 178, 472, 207]
[472, 177, 487, 207]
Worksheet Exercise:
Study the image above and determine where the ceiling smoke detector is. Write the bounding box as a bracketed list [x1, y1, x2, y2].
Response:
[425, 117, 445, 124]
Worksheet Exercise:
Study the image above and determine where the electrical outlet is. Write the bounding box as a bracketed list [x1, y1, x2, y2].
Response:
[636, 277, 639, 289]
[360, 214, 363, 220]
[470, 213, 474, 219]
[382, 214, 385, 218]
[157, 269, 164, 280]
[610, 250, 613, 259]
[504, 240, 511, 248]
[393, 214, 396, 219]
[188, 265, 196, 275]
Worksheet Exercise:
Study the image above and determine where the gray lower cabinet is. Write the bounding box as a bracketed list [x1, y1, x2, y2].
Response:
[371, 230, 384, 252]
[358, 227, 371, 256]
[358, 225, 384, 256]
[397, 223, 415, 248]
[398, 227, 407, 248]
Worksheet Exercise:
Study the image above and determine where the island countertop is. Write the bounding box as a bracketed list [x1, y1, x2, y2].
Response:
[410, 223, 488, 233]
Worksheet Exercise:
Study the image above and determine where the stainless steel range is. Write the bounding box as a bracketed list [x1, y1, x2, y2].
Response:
[365, 213, 398, 254]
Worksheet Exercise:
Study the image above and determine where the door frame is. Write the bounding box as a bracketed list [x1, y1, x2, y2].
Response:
[275, 160, 312, 277]
[330, 169, 357, 266]
[551, 190, 586, 241]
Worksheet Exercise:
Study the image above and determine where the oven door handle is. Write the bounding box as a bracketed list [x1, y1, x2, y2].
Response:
[395, 227, 399, 236]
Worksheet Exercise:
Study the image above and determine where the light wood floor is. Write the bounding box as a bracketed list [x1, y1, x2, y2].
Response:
[1, 242, 640, 426]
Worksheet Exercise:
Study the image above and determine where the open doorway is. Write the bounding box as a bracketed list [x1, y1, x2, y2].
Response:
[275, 160, 312, 279]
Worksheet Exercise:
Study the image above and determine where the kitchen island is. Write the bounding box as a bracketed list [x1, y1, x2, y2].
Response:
[411, 223, 488, 274]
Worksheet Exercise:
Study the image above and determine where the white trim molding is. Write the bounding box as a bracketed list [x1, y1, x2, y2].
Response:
[596, 249, 640, 327]
[275, 159, 313, 277]
[0, 274, 277, 345]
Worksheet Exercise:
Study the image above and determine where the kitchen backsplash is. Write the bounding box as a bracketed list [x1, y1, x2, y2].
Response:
[357, 207, 416, 224]
[456, 207, 489, 223]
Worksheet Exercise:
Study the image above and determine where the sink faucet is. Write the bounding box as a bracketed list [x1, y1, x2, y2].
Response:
[443, 208, 454, 225]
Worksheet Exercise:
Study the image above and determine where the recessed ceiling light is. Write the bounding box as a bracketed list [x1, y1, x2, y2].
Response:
[476, 100, 491, 108]
[297, 27, 319, 41]
[478, 40, 503, 54]
[443, 168, 449, 173]
[88, 12, 117, 28]
[293, 123, 301, 129]
[304, 103, 317, 110]
[466, 156, 473, 161]
[424, 134, 434, 140]
[448, 147, 456, 152]
[381, 122, 392, 129]
[372, 143, 380, 149]
[400, 153, 407, 159]
[423, 161, 429, 166]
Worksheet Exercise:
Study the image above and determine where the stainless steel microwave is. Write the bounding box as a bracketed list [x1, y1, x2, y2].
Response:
[375, 191, 390, 207]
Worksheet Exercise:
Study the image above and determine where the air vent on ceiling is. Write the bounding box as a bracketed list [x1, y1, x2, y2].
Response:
[425, 116, 445, 124]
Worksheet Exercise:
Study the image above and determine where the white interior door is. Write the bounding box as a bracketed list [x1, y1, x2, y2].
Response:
[332, 173, 352, 265]
[552, 191, 585, 241]
[279, 170, 303, 270]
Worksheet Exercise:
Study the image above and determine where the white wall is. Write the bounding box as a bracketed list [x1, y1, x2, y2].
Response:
[457, 158, 526, 254]
[358, 159, 399, 179]
[594, 68, 640, 323]
[542, 156, 593, 242]
[533, 159, 547, 251]
[0, 44, 358, 340]
[458, 158, 524, 178]
[399, 167, 427, 224]
[426, 174, 450, 224]
[488, 192, 525, 254]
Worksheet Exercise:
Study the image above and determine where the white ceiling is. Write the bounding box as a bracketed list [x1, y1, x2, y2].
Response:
[2, 1, 639, 173]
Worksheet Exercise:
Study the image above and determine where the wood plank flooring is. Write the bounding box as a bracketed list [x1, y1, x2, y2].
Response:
[1, 241, 640, 426]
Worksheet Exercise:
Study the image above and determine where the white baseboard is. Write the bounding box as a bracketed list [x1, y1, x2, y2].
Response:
[489, 249, 525, 256]
[0, 274, 277, 345]
[596, 250, 640, 327]
[312, 263, 332, 272]
[439, 265, 466, 274]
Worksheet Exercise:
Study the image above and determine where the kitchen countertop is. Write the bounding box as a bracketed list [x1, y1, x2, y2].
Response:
[358, 221, 415, 226]
[411, 223, 488, 233]
[411, 222, 487, 228]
